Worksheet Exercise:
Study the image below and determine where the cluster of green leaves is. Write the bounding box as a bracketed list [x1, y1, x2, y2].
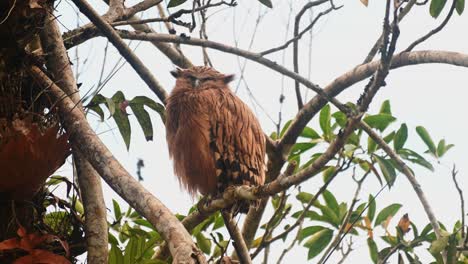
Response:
[267, 100, 458, 262]
[108, 200, 165, 264]
[430, 0, 465, 18]
[107, 202, 230, 264]
[87, 91, 165, 150]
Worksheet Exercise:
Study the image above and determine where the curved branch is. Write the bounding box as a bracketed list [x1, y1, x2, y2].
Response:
[29, 66, 206, 264]
[404, 0, 457, 52]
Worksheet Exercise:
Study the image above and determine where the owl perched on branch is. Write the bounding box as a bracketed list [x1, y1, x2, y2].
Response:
[165, 66, 266, 214]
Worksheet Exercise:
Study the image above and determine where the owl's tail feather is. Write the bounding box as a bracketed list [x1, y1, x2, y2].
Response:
[229, 198, 262, 216]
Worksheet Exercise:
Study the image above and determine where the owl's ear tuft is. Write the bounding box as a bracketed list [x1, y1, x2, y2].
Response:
[170, 67, 183, 78]
[223, 74, 235, 84]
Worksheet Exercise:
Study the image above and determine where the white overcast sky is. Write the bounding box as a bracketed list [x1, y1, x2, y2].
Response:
[56, 0, 468, 263]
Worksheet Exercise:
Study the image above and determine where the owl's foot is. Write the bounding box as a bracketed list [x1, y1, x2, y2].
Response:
[197, 194, 213, 213]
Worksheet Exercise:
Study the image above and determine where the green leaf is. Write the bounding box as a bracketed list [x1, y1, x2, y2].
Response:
[105, 97, 116, 117]
[296, 192, 314, 204]
[368, 238, 379, 264]
[322, 166, 336, 183]
[374, 155, 397, 187]
[368, 194, 376, 222]
[88, 105, 105, 121]
[318, 205, 340, 227]
[113, 199, 122, 221]
[374, 203, 402, 227]
[397, 148, 434, 171]
[290, 142, 316, 157]
[383, 131, 395, 144]
[111, 92, 131, 150]
[301, 127, 321, 139]
[280, 120, 292, 138]
[298, 226, 326, 242]
[319, 105, 331, 139]
[416, 126, 437, 156]
[258, 0, 273, 8]
[394, 123, 408, 151]
[368, 137, 378, 153]
[379, 100, 392, 115]
[129, 103, 153, 141]
[456, 0, 465, 14]
[430, 0, 448, 18]
[363, 114, 396, 132]
[323, 190, 339, 216]
[131, 96, 166, 122]
[196, 233, 212, 254]
[167, 0, 188, 8]
[304, 228, 334, 260]
[436, 139, 454, 158]
[332, 111, 347, 127]
[109, 244, 124, 264]
[429, 234, 449, 254]
[124, 236, 145, 264]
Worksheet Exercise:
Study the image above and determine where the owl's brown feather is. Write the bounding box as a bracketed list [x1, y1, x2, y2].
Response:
[165, 67, 265, 212]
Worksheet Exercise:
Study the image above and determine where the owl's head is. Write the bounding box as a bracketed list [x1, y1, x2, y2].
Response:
[170, 66, 235, 91]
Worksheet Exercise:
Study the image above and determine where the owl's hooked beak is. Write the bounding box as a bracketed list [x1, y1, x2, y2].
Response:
[193, 78, 200, 88]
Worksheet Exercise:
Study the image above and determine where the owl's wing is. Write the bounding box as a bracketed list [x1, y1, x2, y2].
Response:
[209, 90, 266, 193]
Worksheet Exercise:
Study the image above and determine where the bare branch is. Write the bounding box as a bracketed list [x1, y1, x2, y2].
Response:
[318, 170, 368, 264]
[451, 165, 465, 241]
[74, 151, 109, 264]
[405, 0, 457, 52]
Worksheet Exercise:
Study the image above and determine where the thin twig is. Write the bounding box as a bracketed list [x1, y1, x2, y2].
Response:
[451, 165, 465, 241]
[404, 0, 457, 52]
[317, 171, 369, 264]
[363, 0, 417, 63]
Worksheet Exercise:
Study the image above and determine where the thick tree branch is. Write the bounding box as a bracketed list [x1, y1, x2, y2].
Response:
[71, 0, 168, 103]
[40, 11, 109, 263]
[74, 151, 109, 264]
[28, 66, 206, 264]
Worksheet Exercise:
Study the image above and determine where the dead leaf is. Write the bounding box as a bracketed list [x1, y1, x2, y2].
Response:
[360, 0, 369, 7]
[364, 216, 373, 238]
[397, 213, 411, 234]
[0, 238, 21, 251]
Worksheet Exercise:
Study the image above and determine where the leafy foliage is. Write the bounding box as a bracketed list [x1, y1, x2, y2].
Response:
[87, 91, 165, 150]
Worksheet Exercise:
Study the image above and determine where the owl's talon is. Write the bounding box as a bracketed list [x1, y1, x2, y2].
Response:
[197, 195, 212, 213]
